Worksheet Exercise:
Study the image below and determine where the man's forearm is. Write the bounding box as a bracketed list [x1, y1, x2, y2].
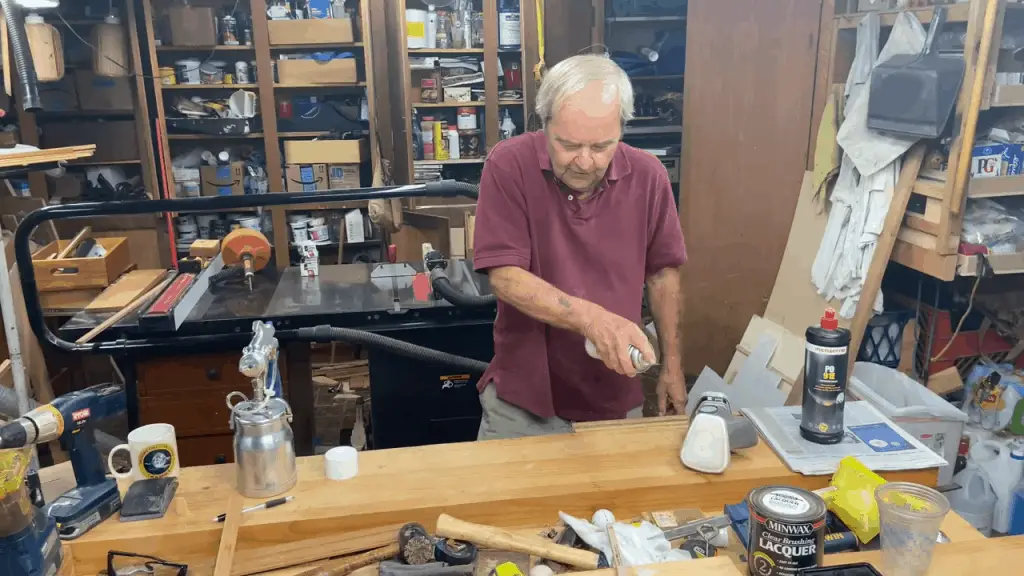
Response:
[647, 267, 683, 373]
[488, 266, 598, 334]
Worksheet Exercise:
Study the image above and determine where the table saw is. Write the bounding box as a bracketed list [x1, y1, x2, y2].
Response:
[13, 183, 496, 457]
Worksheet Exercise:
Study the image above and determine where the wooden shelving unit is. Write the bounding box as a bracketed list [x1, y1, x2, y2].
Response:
[383, 0, 541, 186]
[139, 0, 383, 268]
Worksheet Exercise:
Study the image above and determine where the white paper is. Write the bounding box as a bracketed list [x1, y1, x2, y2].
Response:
[741, 401, 948, 475]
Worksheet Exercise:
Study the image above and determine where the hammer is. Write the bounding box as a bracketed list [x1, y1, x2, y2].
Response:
[435, 514, 599, 570]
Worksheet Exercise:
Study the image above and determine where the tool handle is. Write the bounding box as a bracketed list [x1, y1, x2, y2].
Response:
[435, 514, 599, 570]
[53, 226, 92, 259]
[924, 6, 947, 56]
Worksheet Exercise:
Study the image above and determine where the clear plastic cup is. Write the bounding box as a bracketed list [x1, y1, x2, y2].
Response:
[875, 482, 950, 576]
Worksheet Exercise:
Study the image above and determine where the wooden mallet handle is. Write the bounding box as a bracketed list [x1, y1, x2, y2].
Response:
[55, 226, 92, 259]
[435, 514, 599, 570]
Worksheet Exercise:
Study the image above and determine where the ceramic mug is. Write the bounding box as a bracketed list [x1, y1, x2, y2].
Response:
[107, 423, 180, 481]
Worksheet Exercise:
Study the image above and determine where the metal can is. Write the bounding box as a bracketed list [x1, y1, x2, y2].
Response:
[221, 15, 239, 45]
[244, 27, 253, 46]
[158, 66, 177, 85]
[235, 61, 250, 84]
[456, 107, 478, 130]
[747, 486, 826, 576]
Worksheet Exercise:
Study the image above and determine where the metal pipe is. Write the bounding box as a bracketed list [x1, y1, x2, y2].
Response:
[14, 181, 480, 355]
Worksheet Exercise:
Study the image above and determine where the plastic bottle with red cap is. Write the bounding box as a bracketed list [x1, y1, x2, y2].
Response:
[800, 307, 852, 445]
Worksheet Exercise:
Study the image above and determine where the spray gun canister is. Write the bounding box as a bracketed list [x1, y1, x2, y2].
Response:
[584, 321, 658, 374]
[800, 308, 851, 445]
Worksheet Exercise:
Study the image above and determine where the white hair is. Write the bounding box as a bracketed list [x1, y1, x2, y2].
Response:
[535, 54, 634, 127]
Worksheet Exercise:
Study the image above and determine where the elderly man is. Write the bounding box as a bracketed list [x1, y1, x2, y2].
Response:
[473, 54, 688, 440]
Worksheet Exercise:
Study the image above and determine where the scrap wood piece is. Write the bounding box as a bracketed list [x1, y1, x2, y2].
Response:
[86, 269, 169, 312]
[75, 272, 174, 344]
[0, 145, 96, 168]
[848, 144, 926, 368]
[293, 543, 401, 576]
[214, 493, 245, 576]
[232, 523, 403, 576]
[572, 414, 689, 433]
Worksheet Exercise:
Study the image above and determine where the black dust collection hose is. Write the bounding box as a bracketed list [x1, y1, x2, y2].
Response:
[298, 326, 490, 374]
[431, 275, 497, 307]
[1, 0, 42, 112]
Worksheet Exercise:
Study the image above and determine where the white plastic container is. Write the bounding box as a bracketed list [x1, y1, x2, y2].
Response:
[971, 440, 1024, 533]
[949, 466, 997, 536]
[406, 9, 428, 48]
[849, 362, 969, 485]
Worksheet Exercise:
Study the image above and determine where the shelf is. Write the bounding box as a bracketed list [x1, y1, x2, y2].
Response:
[157, 45, 254, 51]
[409, 48, 484, 55]
[624, 125, 682, 135]
[958, 252, 1024, 277]
[606, 16, 686, 22]
[967, 175, 1024, 199]
[272, 42, 363, 50]
[413, 102, 485, 108]
[34, 110, 135, 119]
[167, 133, 264, 140]
[162, 84, 259, 90]
[274, 82, 367, 88]
[629, 75, 684, 82]
[499, 100, 525, 106]
[414, 159, 486, 166]
[67, 159, 142, 166]
[836, 4, 970, 29]
[278, 131, 333, 138]
[991, 84, 1024, 108]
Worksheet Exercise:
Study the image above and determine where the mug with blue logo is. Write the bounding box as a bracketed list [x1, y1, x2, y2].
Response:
[107, 423, 180, 482]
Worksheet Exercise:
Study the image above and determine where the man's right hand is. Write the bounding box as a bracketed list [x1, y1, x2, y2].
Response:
[582, 308, 657, 377]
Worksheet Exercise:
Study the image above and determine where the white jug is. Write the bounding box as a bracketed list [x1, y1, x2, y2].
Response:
[971, 439, 1024, 533]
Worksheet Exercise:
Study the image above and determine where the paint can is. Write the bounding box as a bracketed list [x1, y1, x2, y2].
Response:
[308, 225, 330, 243]
[747, 486, 826, 576]
[175, 59, 201, 85]
[800, 308, 851, 445]
[235, 61, 250, 84]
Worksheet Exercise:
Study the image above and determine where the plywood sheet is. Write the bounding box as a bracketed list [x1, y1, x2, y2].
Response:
[86, 269, 167, 311]
[764, 172, 849, 336]
[681, 0, 822, 373]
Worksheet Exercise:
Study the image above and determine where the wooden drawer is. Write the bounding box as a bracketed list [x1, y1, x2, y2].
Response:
[139, 391, 233, 437]
[137, 353, 251, 398]
[177, 434, 233, 467]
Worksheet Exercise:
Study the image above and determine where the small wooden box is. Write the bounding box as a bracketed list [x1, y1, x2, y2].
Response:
[32, 237, 132, 292]
[277, 58, 358, 85]
[268, 18, 354, 46]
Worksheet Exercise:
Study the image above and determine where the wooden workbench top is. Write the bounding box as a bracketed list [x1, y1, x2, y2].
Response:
[65, 418, 939, 576]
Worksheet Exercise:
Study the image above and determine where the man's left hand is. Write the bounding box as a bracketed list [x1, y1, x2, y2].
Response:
[656, 368, 687, 416]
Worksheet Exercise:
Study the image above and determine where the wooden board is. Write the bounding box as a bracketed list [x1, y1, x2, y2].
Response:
[0, 145, 95, 168]
[681, 0, 822, 374]
[64, 420, 939, 576]
[764, 172, 849, 337]
[86, 269, 168, 312]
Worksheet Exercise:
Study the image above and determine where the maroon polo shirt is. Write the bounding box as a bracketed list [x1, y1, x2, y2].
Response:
[473, 131, 687, 421]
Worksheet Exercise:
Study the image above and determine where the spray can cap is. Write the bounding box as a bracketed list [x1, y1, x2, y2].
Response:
[820, 308, 839, 331]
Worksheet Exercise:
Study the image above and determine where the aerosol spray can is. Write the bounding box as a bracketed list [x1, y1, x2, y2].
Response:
[584, 322, 659, 374]
[800, 308, 851, 445]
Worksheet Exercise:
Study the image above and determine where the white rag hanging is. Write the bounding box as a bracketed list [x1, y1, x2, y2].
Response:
[812, 12, 926, 318]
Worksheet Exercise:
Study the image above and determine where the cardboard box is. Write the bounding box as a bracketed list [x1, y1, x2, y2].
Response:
[43, 121, 138, 162]
[285, 139, 368, 164]
[39, 74, 79, 111]
[286, 164, 328, 192]
[277, 58, 358, 85]
[168, 6, 217, 46]
[200, 162, 244, 197]
[75, 70, 133, 111]
[268, 18, 354, 45]
[328, 164, 360, 189]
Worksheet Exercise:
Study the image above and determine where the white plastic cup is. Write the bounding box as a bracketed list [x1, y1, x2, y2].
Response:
[325, 446, 358, 480]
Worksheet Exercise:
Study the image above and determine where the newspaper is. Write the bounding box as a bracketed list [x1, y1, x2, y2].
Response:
[741, 401, 948, 475]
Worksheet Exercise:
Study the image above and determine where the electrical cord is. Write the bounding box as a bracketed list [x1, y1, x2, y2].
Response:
[930, 272, 982, 363]
[297, 325, 490, 374]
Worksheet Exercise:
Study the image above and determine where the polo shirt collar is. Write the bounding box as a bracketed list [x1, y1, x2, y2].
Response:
[534, 130, 632, 182]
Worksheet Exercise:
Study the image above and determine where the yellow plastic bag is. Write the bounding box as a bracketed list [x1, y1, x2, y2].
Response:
[828, 456, 886, 543]
[0, 447, 32, 499]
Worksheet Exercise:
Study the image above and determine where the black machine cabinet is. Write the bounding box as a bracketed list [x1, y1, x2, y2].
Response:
[369, 321, 493, 448]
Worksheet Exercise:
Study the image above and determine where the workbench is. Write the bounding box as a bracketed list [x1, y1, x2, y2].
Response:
[55, 260, 496, 457]
[59, 417, 986, 576]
